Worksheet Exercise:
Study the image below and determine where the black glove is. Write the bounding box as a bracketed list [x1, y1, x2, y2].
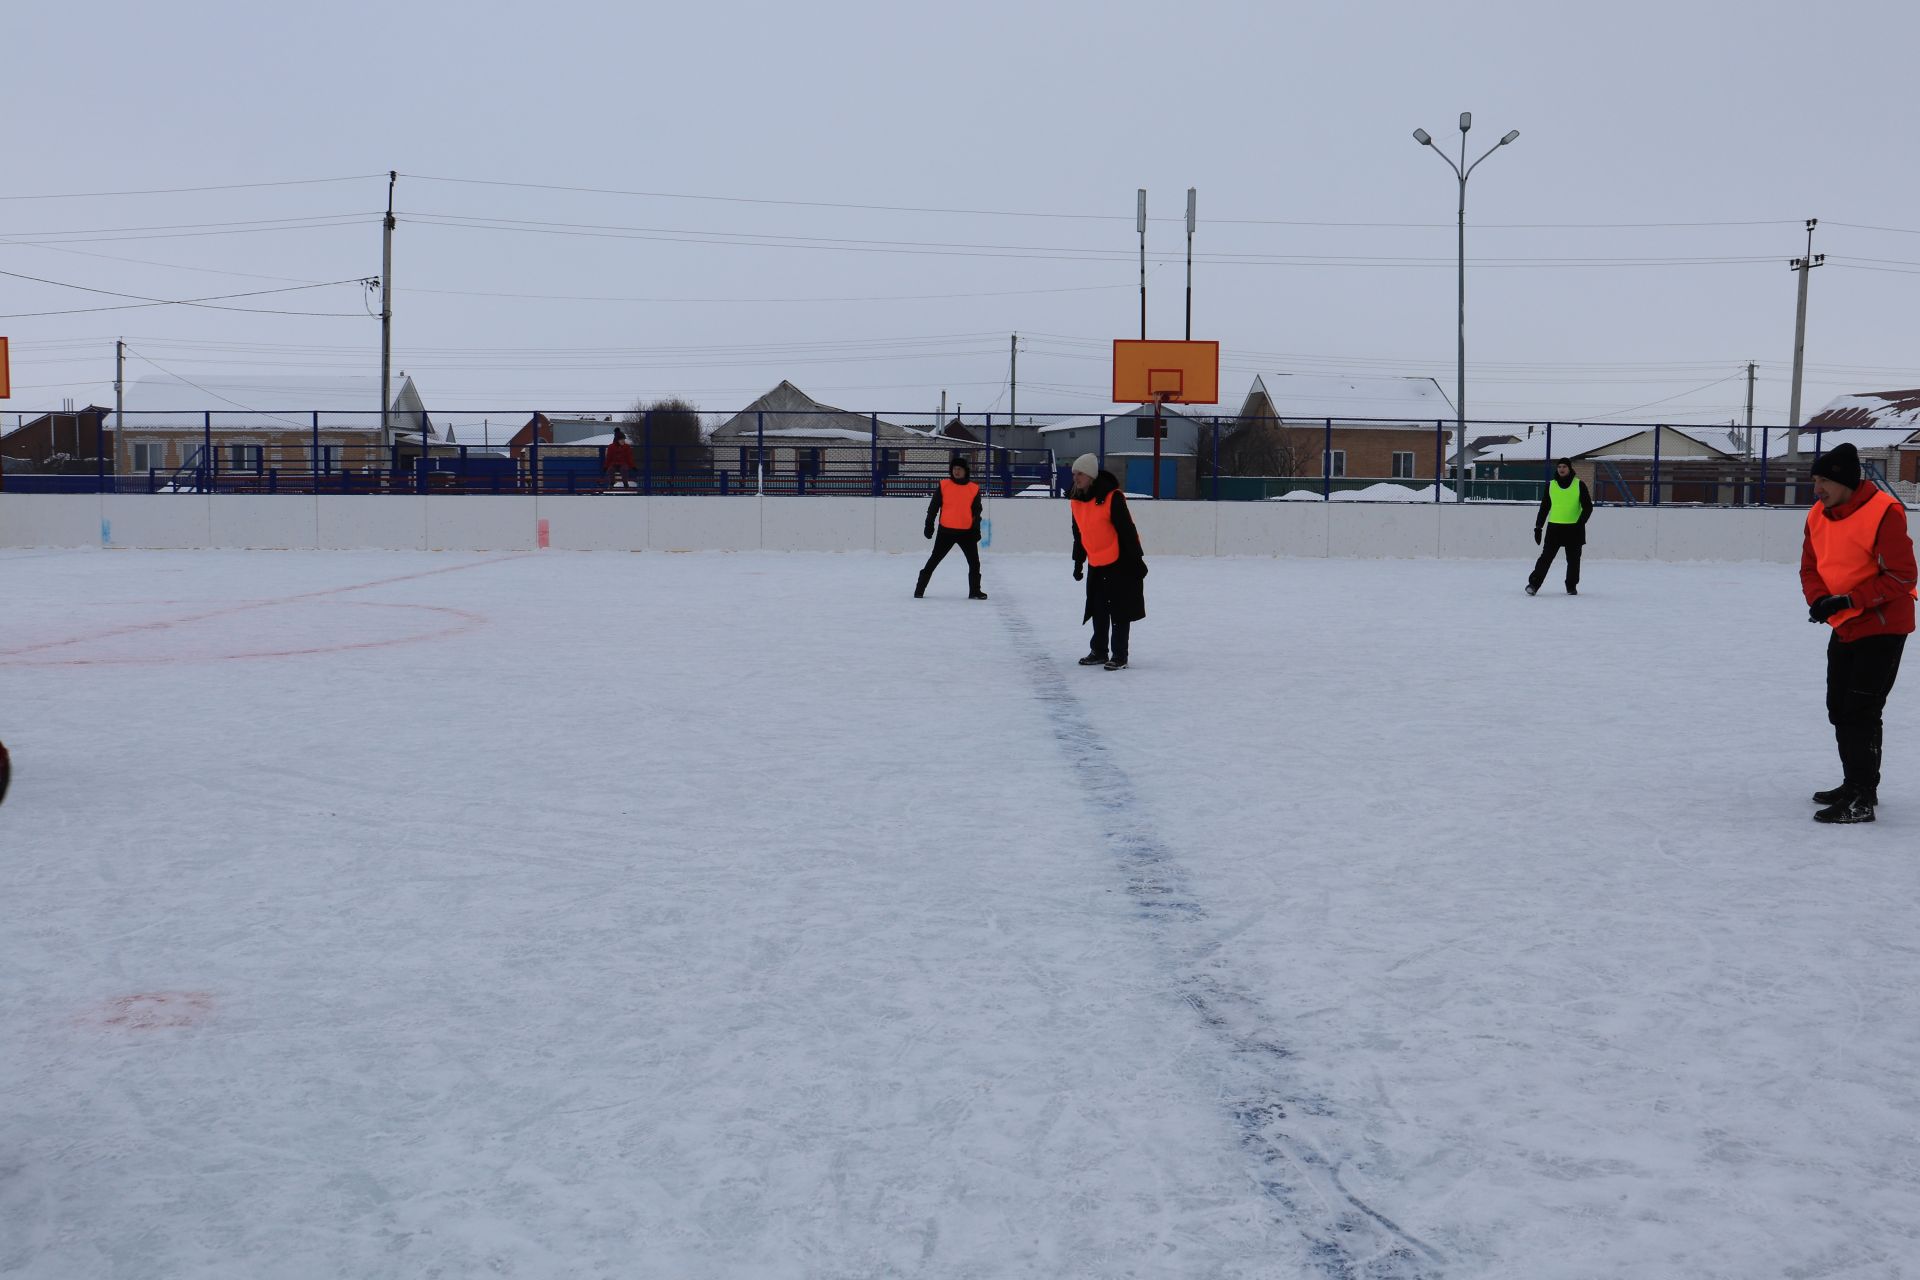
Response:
[1533, 526, 1543, 545]
[923, 523, 934, 540]
[1073, 563, 1084, 581]
[1809, 594, 1852, 624]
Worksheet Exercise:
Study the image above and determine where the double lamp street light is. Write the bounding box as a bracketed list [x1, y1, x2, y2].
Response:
[1412, 112, 1520, 501]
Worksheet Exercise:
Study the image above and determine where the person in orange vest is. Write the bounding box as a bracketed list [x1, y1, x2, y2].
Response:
[1068, 454, 1147, 670]
[1801, 442, 1917, 824]
[915, 455, 987, 600]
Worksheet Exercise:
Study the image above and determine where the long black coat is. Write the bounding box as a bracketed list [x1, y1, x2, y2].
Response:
[1070, 471, 1148, 623]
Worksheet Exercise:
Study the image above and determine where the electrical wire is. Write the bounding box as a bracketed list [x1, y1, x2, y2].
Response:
[0, 268, 371, 319]
[0, 175, 383, 201]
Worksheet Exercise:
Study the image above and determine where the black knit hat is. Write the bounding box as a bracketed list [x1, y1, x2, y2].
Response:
[1810, 442, 1862, 489]
[949, 454, 971, 477]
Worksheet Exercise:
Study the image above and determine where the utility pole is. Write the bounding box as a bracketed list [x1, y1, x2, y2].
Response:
[1009, 334, 1018, 437]
[1744, 360, 1756, 455]
[1137, 188, 1147, 340]
[114, 339, 125, 478]
[939, 389, 946, 431]
[380, 170, 397, 450]
[1185, 188, 1196, 340]
[1786, 218, 1823, 466]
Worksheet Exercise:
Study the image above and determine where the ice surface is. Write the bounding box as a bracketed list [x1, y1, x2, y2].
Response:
[2, 547, 1917, 1279]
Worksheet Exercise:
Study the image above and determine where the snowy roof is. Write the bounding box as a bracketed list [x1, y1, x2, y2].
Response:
[1241, 373, 1454, 425]
[118, 375, 428, 434]
[1807, 389, 1920, 436]
[1472, 423, 1735, 463]
[1036, 405, 1209, 435]
[710, 380, 925, 443]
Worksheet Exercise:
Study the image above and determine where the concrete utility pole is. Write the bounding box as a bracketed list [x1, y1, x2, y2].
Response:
[1412, 113, 1521, 502]
[1744, 360, 1756, 455]
[939, 390, 946, 430]
[1008, 335, 1018, 440]
[380, 171, 397, 449]
[1786, 218, 1823, 465]
[114, 339, 125, 478]
[1185, 188, 1197, 340]
[1137, 188, 1147, 340]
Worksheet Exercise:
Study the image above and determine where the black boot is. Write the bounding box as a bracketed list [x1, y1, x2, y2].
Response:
[1814, 793, 1876, 824]
[914, 570, 930, 599]
[968, 575, 987, 600]
[1812, 783, 1854, 806]
[1077, 653, 1107, 666]
[0, 740, 9, 807]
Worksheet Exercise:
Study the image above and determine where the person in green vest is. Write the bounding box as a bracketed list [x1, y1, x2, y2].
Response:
[1527, 458, 1594, 596]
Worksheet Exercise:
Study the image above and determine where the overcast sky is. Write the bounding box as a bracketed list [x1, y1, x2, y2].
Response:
[4, 0, 1916, 435]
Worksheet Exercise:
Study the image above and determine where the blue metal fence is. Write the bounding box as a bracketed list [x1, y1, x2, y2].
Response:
[5, 408, 1912, 506]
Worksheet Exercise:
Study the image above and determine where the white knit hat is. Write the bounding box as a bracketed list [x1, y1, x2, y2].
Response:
[1071, 453, 1100, 477]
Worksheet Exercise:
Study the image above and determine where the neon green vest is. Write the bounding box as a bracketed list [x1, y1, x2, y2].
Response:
[1547, 478, 1583, 525]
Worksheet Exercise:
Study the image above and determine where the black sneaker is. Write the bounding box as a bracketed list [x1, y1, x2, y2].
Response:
[1812, 783, 1854, 806]
[1814, 795, 1876, 824]
[1077, 654, 1107, 666]
[1525, 584, 1539, 596]
[1104, 659, 1128, 671]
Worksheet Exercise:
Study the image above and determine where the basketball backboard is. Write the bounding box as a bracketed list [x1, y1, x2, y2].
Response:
[1112, 339, 1219, 405]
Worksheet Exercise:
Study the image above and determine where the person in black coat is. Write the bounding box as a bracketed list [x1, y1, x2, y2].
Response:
[1068, 454, 1147, 670]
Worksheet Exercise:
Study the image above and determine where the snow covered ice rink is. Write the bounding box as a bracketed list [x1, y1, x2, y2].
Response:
[4, 545, 1918, 1279]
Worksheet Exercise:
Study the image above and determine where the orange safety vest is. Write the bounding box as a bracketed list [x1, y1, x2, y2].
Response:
[1807, 488, 1915, 629]
[939, 479, 979, 530]
[1072, 491, 1121, 567]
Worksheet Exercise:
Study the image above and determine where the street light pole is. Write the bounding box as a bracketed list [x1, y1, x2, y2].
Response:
[1413, 114, 1520, 502]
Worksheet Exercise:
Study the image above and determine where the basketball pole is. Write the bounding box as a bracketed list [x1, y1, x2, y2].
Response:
[1184, 188, 1196, 341]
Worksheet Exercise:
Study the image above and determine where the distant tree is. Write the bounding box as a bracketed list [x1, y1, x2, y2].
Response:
[1205, 414, 1321, 480]
[622, 398, 711, 476]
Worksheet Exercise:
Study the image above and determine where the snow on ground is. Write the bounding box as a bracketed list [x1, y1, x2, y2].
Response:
[2, 546, 1917, 1279]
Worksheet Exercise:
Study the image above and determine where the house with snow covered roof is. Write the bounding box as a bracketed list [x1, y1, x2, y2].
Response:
[1234, 374, 1457, 486]
[708, 381, 964, 493]
[1034, 405, 1210, 497]
[1472, 423, 1743, 503]
[114, 375, 431, 479]
[1795, 390, 1920, 501]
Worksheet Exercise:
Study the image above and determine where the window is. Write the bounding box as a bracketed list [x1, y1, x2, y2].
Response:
[226, 444, 262, 471]
[1136, 415, 1169, 440]
[1391, 451, 1416, 479]
[319, 445, 343, 472]
[132, 442, 163, 472]
[799, 448, 822, 474]
[1326, 450, 1347, 478]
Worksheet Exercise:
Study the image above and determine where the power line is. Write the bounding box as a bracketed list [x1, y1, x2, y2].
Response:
[0, 267, 371, 318]
[0, 175, 383, 202]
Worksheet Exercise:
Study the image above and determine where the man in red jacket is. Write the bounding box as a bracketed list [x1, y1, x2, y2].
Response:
[1800, 443, 1917, 823]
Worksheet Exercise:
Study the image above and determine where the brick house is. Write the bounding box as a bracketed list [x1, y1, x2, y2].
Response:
[114, 375, 432, 481]
[1233, 374, 1456, 486]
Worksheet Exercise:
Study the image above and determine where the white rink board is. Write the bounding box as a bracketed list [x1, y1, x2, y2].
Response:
[0, 492, 1844, 562]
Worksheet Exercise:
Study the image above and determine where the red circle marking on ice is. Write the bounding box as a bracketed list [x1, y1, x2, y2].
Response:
[90, 991, 214, 1030]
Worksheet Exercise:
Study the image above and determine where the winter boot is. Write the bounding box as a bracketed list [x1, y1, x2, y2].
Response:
[1525, 584, 1539, 596]
[914, 570, 931, 599]
[1812, 782, 1854, 806]
[969, 591, 989, 600]
[0, 740, 8, 807]
[1566, 584, 1578, 595]
[1814, 793, 1876, 824]
[1104, 659, 1128, 671]
[1077, 653, 1107, 666]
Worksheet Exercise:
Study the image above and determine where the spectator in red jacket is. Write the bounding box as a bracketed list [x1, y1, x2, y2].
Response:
[1799, 442, 1917, 823]
[603, 428, 638, 492]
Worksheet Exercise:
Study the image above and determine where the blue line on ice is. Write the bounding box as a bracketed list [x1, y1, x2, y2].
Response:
[995, 594, 1447, 1280]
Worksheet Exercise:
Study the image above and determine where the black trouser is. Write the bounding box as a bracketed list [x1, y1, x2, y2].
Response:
[1086, 567, 1130, 662]
[1528, 524, 1583, 590]
[920, 528, 981, 592]
[1827, 632, 1906, 798]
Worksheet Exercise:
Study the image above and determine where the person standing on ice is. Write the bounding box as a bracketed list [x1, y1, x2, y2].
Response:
[1068, 453, 1147, 671]
[1800, 442, 1917, 824]
[603, 428, 638, 491]
[915, 455, 988, 599]
[1526, 458, 1594, 596]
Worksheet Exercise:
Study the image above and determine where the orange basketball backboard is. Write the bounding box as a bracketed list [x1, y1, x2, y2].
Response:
[1112, 339, 1219, 405]
[0, 337, 10, 399]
